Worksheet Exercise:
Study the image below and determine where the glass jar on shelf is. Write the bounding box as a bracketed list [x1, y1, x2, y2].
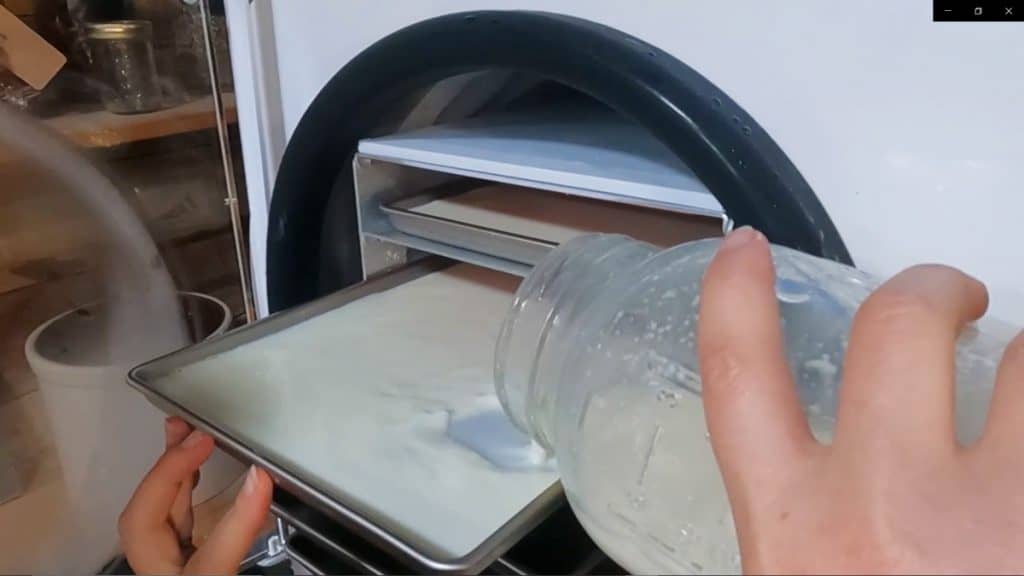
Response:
[84, 20, 165, 114]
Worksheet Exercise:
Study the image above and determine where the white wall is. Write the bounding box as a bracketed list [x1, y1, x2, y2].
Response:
[230, 0, 1024, 321]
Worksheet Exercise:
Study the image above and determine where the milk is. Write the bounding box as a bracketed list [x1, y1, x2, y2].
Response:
[151, 265, 558, 558]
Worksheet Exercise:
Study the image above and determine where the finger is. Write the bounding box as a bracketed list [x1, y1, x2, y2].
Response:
[981, 330, 1024, 451]
[698, 227, 818, 510]
[165, 416, 191, 447]
[184, 466, 273, 575]
[166, 418, 196, 542]
[121, 429, 215, 533]
[836, 265, 987, 454]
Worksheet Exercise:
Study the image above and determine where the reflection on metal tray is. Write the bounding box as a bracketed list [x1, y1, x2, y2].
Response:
[275, 489, 624, 575]
[128, 258, 563, 573]
[382, 188, 557, 268]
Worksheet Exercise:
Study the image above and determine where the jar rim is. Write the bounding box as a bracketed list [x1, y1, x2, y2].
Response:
[85, 20, 153, 40]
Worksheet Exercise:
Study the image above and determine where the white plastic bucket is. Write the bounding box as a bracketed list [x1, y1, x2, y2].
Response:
[24, 291, 244, 522]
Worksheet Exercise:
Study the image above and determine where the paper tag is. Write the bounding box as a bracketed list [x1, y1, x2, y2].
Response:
[0, 4, 66, 90]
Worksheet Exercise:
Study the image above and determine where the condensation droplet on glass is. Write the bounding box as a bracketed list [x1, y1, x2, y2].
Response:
[776, 278, 811, 304]
[777, 291, 810, 304]
[656, 388, 681, 407]
[661, 289, 678, 299]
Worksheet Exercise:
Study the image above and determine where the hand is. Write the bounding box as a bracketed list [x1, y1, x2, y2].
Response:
[698, 227, 1024, 574]
[119, 417, 273, 575]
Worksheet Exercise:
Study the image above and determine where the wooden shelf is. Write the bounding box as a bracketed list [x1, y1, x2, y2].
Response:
[0, 223, 233, 298]
[44, 93, 236, 149]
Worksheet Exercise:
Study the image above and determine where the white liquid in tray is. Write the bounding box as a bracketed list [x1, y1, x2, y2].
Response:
[151, 264, 558, 558]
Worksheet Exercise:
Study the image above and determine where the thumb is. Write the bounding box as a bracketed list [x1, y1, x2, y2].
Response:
[183, 466, 273, 575]
[698, 228, 817, 513]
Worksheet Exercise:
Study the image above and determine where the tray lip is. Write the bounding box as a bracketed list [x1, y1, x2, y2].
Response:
[127, 258, 564, 573]
[385, 188, 559, 248]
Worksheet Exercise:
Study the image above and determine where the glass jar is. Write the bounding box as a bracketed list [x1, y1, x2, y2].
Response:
[85, 20, 164, 114]
[495, 234, 1013, 574]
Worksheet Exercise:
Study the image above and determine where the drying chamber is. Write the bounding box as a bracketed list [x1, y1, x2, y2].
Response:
[133, 2, 1024, 573]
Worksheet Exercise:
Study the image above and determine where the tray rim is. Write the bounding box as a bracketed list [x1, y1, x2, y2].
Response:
[382, 187, 557, 267]
[127, 257, 564, 573]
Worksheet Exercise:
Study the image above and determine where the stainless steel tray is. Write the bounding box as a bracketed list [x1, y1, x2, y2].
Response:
[381, 190, 556, 268]
[128, 258, 563, 574]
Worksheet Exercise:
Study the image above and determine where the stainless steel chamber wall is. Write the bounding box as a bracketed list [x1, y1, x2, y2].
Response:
[266, 10, 851, 313]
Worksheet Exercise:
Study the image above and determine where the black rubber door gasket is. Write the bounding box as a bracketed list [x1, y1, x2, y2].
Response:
[267, 10, 852, 312]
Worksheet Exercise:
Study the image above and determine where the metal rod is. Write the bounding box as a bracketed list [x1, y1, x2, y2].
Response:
[199, 0, 257, 323]
[276, 516, 289, 544]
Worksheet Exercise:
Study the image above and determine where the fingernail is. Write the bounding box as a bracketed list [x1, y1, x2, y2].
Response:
[182, 429, 207, 448]
[242, 465, 259, 496]
[721, 226, 759, 250]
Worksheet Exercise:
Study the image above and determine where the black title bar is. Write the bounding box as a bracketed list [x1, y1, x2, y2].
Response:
[934, 0, 1023, 21]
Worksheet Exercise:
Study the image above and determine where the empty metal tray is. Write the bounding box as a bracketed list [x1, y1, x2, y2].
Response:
[380, 183, 724, 272]
[382, 189, 557, 268]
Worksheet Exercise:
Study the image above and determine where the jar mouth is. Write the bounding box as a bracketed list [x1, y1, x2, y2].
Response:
[494, 237, 585, 443]
[85, 20, 154, 40]
[494, 234, 653, 450]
